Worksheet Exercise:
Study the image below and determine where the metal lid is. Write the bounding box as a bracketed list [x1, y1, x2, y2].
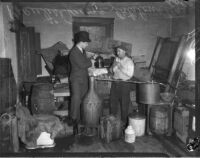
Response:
[129, 109, 145, 119]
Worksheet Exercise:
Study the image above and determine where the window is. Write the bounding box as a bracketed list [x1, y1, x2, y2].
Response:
[73, 17, 114, 53]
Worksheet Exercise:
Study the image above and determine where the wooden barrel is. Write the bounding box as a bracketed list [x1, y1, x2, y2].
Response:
[0, 58, 17, 114]
[150, 106, 168, 135]
[31, 83, 56, 114]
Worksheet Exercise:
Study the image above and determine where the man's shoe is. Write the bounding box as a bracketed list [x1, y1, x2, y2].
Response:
[73, 123, 78, 136]
[67, 117, 77, 126]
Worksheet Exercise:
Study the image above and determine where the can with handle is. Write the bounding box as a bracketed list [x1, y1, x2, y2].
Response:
[128, 109, 146, 136]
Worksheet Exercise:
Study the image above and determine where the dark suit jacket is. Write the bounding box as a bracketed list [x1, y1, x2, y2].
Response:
[69, 46, 92, 81]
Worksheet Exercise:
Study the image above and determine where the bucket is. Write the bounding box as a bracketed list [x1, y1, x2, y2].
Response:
[31, 83, 56, 114]
[150, 106, 168, 135]
[137, 82, 160, 104]
[128, 110, 146, 137]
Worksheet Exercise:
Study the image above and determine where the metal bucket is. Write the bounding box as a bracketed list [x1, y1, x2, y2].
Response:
[137, 82, 160, 104]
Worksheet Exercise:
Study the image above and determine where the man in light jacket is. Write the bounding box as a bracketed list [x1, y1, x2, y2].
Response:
[109, 45, 135, 127]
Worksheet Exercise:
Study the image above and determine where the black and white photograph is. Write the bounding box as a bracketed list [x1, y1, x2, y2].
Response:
[0, 0, 199, 157]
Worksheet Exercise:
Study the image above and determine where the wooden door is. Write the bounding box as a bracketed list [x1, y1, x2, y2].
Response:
[16, 26, 41, 85]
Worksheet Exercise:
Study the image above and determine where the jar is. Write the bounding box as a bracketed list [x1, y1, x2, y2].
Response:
[125, 125, 135, 143]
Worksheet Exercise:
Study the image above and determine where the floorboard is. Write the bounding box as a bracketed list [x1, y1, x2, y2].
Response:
[2, 132, 198, 157]
[0, 134, 172, 157]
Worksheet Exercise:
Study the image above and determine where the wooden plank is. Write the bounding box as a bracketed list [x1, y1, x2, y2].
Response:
[35, 33, 42, 75]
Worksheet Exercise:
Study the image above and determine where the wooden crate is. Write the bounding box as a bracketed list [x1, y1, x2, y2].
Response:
[174, 106, 189, 144]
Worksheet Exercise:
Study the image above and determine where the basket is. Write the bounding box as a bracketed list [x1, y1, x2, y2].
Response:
[160, 92, 175, 102]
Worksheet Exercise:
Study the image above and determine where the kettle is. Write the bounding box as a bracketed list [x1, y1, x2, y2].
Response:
[95, 55, 104, 68]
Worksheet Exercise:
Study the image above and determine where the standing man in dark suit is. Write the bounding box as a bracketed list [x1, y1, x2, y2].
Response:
[68, 31, 94, 131]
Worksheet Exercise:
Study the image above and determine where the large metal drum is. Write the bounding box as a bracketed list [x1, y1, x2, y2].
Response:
[83, 76, 102, 126]
[31, 83, 56, 114]
[150, 106, 168, 135]
[137, 82, 160, 104]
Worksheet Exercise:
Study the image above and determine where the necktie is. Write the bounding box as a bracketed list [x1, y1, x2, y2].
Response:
[83, 49, 86, 56]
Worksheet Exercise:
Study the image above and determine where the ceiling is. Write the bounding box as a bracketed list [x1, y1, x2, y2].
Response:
[17, 1, 194, 9]
[15, 1, 195, 19]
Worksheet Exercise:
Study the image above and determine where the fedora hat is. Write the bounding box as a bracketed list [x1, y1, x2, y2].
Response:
[73, 31, 91, 43]
[115, 45, 127, 52]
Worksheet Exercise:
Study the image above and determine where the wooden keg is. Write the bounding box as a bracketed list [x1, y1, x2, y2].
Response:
[150, 106, 168, 135]
[31, 83, 56, 114]
[0, 58, 17, 114]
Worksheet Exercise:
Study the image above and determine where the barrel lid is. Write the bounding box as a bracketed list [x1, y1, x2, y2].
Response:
[151, 106, 168, 111]
[129, 109, 145, 119]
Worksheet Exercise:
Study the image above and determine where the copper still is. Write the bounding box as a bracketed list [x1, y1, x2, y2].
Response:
[82, 76, 102, 126]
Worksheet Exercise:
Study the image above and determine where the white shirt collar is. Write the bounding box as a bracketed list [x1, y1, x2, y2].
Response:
[76, 45, 83, 53]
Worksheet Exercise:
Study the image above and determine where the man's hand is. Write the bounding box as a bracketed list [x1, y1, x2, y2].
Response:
[92, 54, 98, 59]
[86, 51, 98, 59]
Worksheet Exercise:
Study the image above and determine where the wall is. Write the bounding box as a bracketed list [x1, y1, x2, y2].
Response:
[21, 3, 172, 75]
[114, 17, 171, 65]
[0, 4, 5, 57]
[0, 3, 18, 83]
[171, 7, 195, 81]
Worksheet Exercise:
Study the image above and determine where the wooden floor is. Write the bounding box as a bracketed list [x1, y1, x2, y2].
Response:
[1, 133, 190, 157]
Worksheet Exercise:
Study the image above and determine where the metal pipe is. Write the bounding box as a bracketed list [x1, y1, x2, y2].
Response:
[95, 78, 167, 87]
